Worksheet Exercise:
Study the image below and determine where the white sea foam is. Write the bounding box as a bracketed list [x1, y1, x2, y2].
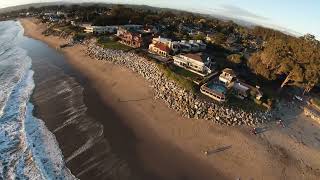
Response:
[0, 21, 76, 180]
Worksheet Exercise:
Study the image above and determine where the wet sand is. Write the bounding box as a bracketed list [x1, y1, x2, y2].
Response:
[20, 18, 320, 180]
[19, 19, 226, 180]
[19, 35, 144, 179]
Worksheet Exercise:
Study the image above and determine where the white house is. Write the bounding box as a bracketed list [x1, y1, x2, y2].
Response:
[173, 53, 213, 76]
[150, 37, 206, 55]
[84, 25, 118, 34]
[200, 81, 227, 102]
[219, 68, 237, 86]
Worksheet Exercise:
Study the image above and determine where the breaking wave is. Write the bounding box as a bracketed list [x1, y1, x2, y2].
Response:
[0, 21, 76, 179]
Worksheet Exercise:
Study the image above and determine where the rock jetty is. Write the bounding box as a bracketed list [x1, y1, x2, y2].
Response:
[84, 40, 273, 126]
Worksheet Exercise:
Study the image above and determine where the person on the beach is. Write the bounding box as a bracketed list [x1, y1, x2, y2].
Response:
[277, 119, 285, 128]
[251, 128, 257, 135]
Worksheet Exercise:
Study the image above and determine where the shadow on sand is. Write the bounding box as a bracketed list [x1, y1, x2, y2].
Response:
[206, 145, 232, 156]
[255, 126, 271, 134]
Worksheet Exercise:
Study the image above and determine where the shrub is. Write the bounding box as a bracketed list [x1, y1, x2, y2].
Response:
[227, 54, 243, 64]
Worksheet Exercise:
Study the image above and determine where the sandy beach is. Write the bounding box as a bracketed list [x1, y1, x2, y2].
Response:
[20, 18, 320, 180]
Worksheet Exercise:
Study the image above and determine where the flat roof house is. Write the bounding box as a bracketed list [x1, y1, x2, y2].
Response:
[84, 25, 118, 34]
[232, 82, 250, 99]
[219, 68, 237, 86]
[173, 53, 213, 76]
[236, 80, 263, 100]
[201, 81, 227, 102]
[228, 79, 264, 100]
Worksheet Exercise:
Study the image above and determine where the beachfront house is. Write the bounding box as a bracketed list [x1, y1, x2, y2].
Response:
[173, 53, 213, 76]
[232, 82, 250, 99]
[149, 42, 171, 57]
[117, 27, 153, 48]
[219, 68, 237, 86]
[230, 79, 264, 100]
[84, 25, 118, 34]
[149, 37, 206, 55]
[240, 81, 263, 100]
[200, 81, 227, 102]
[151, 36, 180, 54]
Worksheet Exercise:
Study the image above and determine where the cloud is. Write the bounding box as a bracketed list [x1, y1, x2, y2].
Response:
[217, 4, 268, 21]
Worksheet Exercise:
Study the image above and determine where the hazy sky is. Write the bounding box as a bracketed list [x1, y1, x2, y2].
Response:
[1, 0, 319, 39]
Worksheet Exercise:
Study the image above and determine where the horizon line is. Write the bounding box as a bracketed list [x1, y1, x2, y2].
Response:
[0, 0, 318, 39]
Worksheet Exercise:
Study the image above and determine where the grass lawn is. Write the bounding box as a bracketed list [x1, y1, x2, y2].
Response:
[97, 38, 132, 51]
[168, 65, 203, 81]
[227, 96, 268, 112]
[312, 97, 320, 108]
[157, 64, 198, 93]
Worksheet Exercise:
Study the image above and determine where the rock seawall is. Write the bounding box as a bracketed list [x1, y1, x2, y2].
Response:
[84, 40, 273, 126]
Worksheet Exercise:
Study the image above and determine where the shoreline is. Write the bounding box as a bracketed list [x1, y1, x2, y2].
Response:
[20, 18, 320, 180]
[20, 18, 227, 179]
[20, 20, 149, 179]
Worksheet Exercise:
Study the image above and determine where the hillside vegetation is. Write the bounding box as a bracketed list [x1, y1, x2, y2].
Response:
[248, 27, 320, 93]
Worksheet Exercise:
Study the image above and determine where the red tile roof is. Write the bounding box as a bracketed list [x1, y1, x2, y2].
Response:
[154, 43, 170, 52]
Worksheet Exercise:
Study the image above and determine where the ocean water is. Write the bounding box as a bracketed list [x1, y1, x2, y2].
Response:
[0, 21, 76, 180]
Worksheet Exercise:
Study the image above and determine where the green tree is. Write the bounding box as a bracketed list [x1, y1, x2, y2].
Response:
[248, 31, 320, 91]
